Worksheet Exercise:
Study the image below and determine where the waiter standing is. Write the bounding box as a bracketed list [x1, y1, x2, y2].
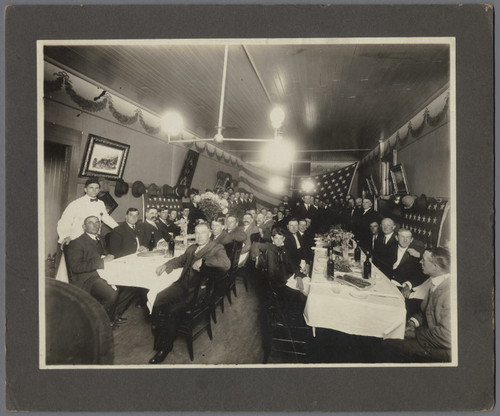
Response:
[56, 178, 118, 281]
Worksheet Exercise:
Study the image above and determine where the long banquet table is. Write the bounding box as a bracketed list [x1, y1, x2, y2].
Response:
[303, 247, 406, 339]
[97, 248, 185, 313]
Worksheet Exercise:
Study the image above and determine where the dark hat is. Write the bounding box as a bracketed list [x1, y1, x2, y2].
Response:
[84, 177, 100, 188]
[162, 184, 175, 198]
[174, 185, 188, 198]
[131, 181, 146, 198]
[147, 183, 159, 196]
[114, 178, 129, 197]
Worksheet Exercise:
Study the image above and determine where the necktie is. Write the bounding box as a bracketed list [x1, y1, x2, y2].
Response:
[95, 235, 105, 255]
[90, 198, 98, 202]
[384, 235, 389, 244]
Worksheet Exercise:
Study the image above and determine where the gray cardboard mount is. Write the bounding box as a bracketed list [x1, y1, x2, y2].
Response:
[4, 3, 494, 412]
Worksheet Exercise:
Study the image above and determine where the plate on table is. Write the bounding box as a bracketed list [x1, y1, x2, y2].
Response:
[335, 274, 374, 291]
[349, 290, 369, 299]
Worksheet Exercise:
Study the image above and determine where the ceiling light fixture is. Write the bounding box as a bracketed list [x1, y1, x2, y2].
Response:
[161, 111, 184, 138]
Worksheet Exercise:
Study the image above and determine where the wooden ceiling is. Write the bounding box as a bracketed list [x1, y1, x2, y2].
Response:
[44, 42, 449, 163]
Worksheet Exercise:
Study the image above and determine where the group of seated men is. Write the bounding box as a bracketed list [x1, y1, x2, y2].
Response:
[58, 178, 451, 363]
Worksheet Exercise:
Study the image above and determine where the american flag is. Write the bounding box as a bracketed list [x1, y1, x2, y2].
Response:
[307, 162, 358, 208]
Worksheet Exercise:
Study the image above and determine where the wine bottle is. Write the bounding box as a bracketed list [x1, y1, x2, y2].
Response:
[363, 252, 372, 279]
[148, 232, 156, 251]
[327, 253, 335, 278]
[168, 239, 175, 256]
[354, 240, 361, 262]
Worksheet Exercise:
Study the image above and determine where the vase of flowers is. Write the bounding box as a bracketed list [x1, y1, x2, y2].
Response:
[195, 192, 227, 223]
[320, 225, 354, 259]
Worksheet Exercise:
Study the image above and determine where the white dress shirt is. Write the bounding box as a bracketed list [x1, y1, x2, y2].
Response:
[57, 194, 118, 243]
[393, 246, 408, 269]
[384, 232, 394, 244]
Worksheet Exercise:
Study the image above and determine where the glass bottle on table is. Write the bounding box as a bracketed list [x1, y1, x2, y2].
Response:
[363, 251, 372, 279]
[354, 240, 361, 263]
[148, 232, 156, 251]
[327, 252, 335, 279]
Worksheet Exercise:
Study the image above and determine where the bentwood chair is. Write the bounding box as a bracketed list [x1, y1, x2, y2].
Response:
[256, 253, 312, 364]
[176, 268, 214, 361]
[224, 241, 243, 304]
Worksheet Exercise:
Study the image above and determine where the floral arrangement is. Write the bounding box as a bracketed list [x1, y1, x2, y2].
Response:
[195, 192, 228, 223]
[321, 225, 354, 247]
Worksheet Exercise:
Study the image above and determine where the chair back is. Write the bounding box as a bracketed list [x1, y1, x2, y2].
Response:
[45, 278, 114, 365]
[224, 240, 243, 274]
[62, 244, 73, 281]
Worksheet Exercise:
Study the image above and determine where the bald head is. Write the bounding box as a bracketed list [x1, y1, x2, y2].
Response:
[380, 218, 396, 235]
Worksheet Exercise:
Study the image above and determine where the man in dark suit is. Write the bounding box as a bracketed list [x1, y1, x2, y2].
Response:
[156, 206, 173, 242]
[298, 219, 314, 264]
[211, 215, 247, 246]
[283, 218, 308, 270]
[361, 220, 380, 253]
[66, 216, 118, 324]
[149, 223, 231, 364]
[108, 207, 147, 316]
[164, 209, 181, 237]
[138, 207, 170, 251]
[356, 198, 382, 242]
[372, 217, 398, 275]
[295, 195, 317, 220]
[108, 208, 141, 258]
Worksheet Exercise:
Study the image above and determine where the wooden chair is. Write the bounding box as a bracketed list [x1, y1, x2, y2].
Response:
[224, 240, 243, 304]
[256, 252, 312, 364]
[176, 268, 214, 361]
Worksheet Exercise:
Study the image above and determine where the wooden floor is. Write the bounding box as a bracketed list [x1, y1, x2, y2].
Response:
[112, 270, 393, 366]
[113, 275, 266, 365]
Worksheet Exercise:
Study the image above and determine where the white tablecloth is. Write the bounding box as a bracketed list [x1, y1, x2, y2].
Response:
[303, 247, 406, 339]
[97, 250, 185, 313]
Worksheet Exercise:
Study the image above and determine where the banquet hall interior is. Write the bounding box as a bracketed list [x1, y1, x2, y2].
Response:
[42, 40, 452, 366]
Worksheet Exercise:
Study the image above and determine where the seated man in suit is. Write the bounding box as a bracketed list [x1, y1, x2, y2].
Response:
[156, 206, 173, 242]
[383, 247, 452, 362]
[283, 218, 309, 270]
[108, 207, 148, 316]
[165, 209, 181, 237]
[149, 223, 231, 364]
[356, 198, 381, 243]
[361, 220, 380, 253]
[138, 207, 171, 251]
[372, 217, 398, 275]
[298, 219, 314, 265]
[250, 227, 307, 314]
[66, 216, 118, 325]
[212, 215, 246, 246]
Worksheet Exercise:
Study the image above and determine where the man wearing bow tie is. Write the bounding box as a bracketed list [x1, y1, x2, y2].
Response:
[149, 223, 230, 364]
[57, 178, 118, 246]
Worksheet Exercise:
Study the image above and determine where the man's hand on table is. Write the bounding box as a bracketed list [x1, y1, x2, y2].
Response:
[103, 254, 115, 263]
[138, 246, 149, 254]
[156, 263, 174, 276]
[401, 285, 412, 298]
[404, 321, 417, 339]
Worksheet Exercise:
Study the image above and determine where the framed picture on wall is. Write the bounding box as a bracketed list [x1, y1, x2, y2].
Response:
[79, 134, 130, 180]
[389, 163, 410, 195]
[97, 191, 119, 214]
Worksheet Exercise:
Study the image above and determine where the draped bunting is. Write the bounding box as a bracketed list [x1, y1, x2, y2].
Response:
[360, 91, 450, 166]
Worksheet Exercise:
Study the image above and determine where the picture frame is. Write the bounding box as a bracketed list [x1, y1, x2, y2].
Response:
[369, 175, 379, 197]
[97, 191, 119, 214]
[389, 163, 410, 195]
[79, 134, 130, 180]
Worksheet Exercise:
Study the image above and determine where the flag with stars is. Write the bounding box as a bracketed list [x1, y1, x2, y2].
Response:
[308, 162, 358, 208]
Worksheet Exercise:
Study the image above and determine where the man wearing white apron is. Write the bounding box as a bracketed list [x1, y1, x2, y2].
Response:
[56, 178, 119, 282]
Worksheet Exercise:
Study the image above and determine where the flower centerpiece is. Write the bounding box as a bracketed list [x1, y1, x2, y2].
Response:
[319, 225, 354, 260]
[196, 192, 228, 223]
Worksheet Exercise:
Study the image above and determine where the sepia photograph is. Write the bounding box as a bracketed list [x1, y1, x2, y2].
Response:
[5, 3, 494, 412]
[40, 38, 456, 368]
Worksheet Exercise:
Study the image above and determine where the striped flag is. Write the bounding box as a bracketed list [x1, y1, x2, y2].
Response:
[308, 162, 358, 208]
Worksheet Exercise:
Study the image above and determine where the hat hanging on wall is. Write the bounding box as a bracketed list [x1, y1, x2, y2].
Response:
[131, 180, 146, 198]
[147, 183, 159, 197]
[114, 178, 129, 197]
[162, 184, 175, 198]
